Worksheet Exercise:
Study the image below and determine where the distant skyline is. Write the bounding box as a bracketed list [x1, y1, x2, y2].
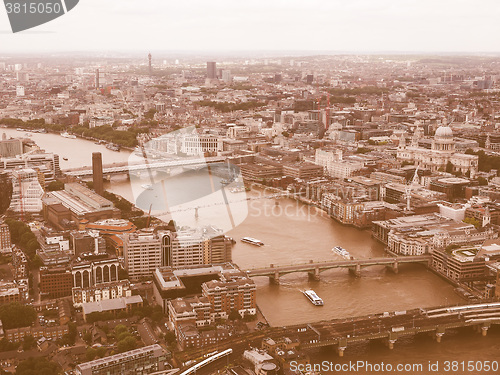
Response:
[1, 0, 500, 53]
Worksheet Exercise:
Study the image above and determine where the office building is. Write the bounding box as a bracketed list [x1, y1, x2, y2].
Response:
[123, 227, 232, 280]
[9, 168, 44, 213]
[207, 61, 217, 79]
[0, 136, 23, 157]
[0, 221, 12, 254]
[39, 267, 73, 298]
[0, 152, 61, 180]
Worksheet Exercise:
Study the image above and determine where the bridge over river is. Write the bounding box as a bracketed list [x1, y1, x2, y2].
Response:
[291, 302, 500, 355]
[177, 302, 500, 365]
[63, 156, 227, 177]
[245, 255, 432, 283]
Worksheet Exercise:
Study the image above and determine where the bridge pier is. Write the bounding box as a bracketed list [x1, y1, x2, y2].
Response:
[434, 327, 446, 342]
[337, 346, 346, 357]
[337, 338, 347, 356]
[387, 261, 399, 274]
[308, 267, 320, 281]
[385, 339, 396, 350]
[349, 264, 361, 278]
[269, 271, 280, 285]
[481, 323, 490, 336]
[384, 331, 398, 349]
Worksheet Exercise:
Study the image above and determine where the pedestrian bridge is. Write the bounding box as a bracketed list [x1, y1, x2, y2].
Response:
[63, 156, 227, 177]
[245, 255, 432, 283]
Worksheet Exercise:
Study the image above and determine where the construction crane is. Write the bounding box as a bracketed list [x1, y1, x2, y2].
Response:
[405, 166, 420, 211]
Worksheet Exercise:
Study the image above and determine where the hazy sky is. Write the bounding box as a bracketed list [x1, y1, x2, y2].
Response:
[1, 0, 500, 53]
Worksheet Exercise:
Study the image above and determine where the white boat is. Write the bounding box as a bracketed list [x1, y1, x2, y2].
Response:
[229, 186, 246, 193]
[61, 132, 76, 139]
[106, 143, 120, 151]
[241, 237, 264, 246]
[303, 290, 324, 306]
[141, 184, 153, 190]
[332, 246, 351, 260]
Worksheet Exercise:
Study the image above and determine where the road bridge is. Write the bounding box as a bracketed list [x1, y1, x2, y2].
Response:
[245, 255, 432, 283]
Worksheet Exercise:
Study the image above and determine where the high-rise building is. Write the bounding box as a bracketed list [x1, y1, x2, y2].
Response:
[9, 168, 44, 213]
[148, 53, 152, 75]
[92, 152, 104, 196]
[0, 221, 12, 254]
[95, 68, 100, 89]
[207, 61, 217, 79]
[221, 69, 232, 83]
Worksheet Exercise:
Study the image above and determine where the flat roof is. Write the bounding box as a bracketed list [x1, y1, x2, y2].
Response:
[76, 344, 163, 370]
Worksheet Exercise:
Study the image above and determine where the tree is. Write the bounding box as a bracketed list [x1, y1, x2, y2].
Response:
[116, 331, 133, 342]
[0, 303, 36, 329]
[144, 109, 157, 119]
[96, 346, 107, 358]
[31, 255, 43, 270]
[114, 324, 128, 336]
[82, 331, 92, 345]
[151, 305, 164, 323]
[116, 336, 136, 353]
[477, 176, 488, 186]
[22, 335, 36, 351]
[86, 347, 97, 361]
[446, 161, 454, 174]
[46, 180, 64, 191]
[228, 309, 240, 321]
[15, 357, 60, 375]
[463, 217, 481, 229]
[164, 331, 176, 346]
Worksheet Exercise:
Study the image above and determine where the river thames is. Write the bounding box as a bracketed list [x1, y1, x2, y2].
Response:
[3, 128, 499, 373]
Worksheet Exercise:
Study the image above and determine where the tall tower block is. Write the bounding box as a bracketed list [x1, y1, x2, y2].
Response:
[148, 53, 152, 76]
[92, 152, 104, 196]
[207, 61, 217, 79]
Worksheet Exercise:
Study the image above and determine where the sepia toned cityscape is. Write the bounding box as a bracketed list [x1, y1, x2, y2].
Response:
[2, 2, 500, 375]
